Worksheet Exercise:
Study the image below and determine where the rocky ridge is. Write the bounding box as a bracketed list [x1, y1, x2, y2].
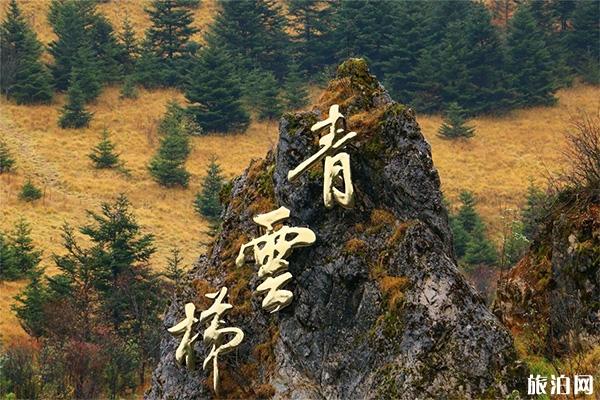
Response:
[147, 59, 524, 400]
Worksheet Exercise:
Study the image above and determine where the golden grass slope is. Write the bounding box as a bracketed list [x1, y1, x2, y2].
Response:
[1, 82, 598, 344]
[1, 0, 217, 45]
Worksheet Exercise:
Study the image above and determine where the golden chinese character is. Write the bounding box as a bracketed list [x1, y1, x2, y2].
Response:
[199, 287, 244, 395]
[288, 104, 357, 209]
[236, 206, 316, 312]
[167, 302, 200, 370]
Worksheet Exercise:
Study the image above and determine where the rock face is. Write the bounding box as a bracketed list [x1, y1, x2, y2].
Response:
[147, 59, 524, 400]
[494, 195, 599, 357]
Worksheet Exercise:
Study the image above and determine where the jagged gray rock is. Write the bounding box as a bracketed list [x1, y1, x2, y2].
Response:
[147, 59, 525, 400]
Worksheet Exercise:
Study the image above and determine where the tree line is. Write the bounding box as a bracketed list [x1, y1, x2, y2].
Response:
[1, 0, 598, 130]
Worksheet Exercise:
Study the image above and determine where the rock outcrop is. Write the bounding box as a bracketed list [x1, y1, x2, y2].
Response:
[147, 59, 524, 400]
[494, 192, 599, 357]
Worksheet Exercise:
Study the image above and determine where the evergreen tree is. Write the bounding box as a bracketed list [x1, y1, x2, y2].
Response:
[0, 139, 16, 173]
[208, 0, 290, 79]
[0, 232, 17, 279]
[144, 0, 199, 86]
[438, 103, 475, 139]
[287, 0, 335, 75]
[521, 182, 548, 241]
[450, 215, 470, 259]
[148, 131, 190, 187]
[89, 14, 124, 83]
[194, 157, 225, 220]
[12, 265, 48, 336]
[164, 247, 185, 284]
[70, 39, 102, 103]
[380, 0, 430, 103]
[463, 219, 498, 266]
[185, 46, 250, 133]
[119, 14, 139, 75]
[9, 218, 41, 276]
[410, 48, 444, 113]
[78, 195, 158, 325]
[89, 129, 120, 169]
[58, 79, 93, 129]
[506, 4, 557, 107]
[47, 0, 98, 91]
[446, 3, 509, 113]
[19, 179, 42, 202]
[159, 100, 202, 136]
[119, 75, 139, 99]
[456, 191, 481, 233]
[331, 0, 398, 76]
[0, 0, 53, 103]
[491, 0, 519, 28]
[568, 0, 600, 84]
[281, 61, 309, 110]
[134, 42, 166, 89]
[243, 69, 283, 120]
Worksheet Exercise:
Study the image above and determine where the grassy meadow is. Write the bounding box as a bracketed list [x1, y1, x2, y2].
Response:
[1, 0, 599, 346]
[2, 83, 598, 344]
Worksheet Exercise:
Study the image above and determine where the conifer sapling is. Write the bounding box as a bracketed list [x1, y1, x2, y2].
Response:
[89, 129, 120, 169]
[194, 156, 225, 220]
[438, 102, 475, 139]
[0, 139, 16, 173]
[19, 179, 42, 202]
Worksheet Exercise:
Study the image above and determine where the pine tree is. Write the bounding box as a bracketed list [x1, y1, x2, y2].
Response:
[134, 42, 166, 89]
[243, 69, 282, 120]
[331, 0, 398, 76]
[159, 100, 202, 136]
[521, 182, 548, 241]
[19, 179, 42, 202]
[119, 14, 139, 75]
[12, 265, 48, 336]
[380, 0, 430, 103]
[568, 0, 600, 84]
[287, 0, 335, 75]
[185, 46, 250, 133]
[0, 0, 53, 103]
[444, 3, 509, 113]
[70, 39, 102, 103]
[119, 75, 139, 99]
[208, 0, 290, 79]
[0, 232, 17, 279]
[194, 157, 225, 220]
[450, 215, 470, 259]
[58, 79, 93, 129]
[89, 14, 124, 83]
[164, 247, 185, 284]
[144, 0, 199, 86]
[282, 62, 309, 110]
[490, 0, 519, 28]
[9, 218, 41, 276]
[463, 219, 498, 266]
[506, 4, 557, 107]
[0, 139, 16, 173]
[148, 131, 191, 187]
[89, 129, 119, 169]
[438, 103, 475, 139]
[48, 0, 98, 91]
[456, 191, 481, 233]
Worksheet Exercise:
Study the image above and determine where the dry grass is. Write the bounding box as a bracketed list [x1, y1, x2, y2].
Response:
[0, 0, 598, 346]
[0, 86, 279, 344]
[1, 0, 217, 46]
[2, 83, 598, 344]
[419, 83, 600, 238]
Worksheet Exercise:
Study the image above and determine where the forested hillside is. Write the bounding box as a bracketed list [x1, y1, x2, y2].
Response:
[0, 0, 598, 398]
